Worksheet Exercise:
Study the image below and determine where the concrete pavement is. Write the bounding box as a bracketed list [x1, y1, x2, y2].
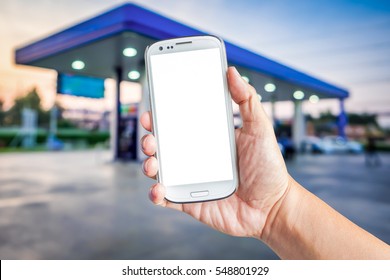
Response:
[0, 151, 389, 259]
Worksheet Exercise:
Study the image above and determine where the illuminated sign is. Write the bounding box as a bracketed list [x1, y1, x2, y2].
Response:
[58, 73, 105, 99]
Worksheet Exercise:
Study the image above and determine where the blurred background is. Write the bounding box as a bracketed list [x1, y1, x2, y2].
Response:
[0, 0, 389, 259]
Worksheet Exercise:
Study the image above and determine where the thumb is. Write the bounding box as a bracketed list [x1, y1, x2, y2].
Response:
[227, 67, 269, 134]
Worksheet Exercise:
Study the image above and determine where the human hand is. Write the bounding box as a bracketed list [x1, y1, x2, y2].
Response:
[140, 67, 290, 239]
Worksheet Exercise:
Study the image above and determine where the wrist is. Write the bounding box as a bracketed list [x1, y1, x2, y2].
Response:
[259, 176, 299, 244]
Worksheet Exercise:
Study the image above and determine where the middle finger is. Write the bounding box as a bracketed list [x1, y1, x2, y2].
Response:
[141, 134, 156, 156]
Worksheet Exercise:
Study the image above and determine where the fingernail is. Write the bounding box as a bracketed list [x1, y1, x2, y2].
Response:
[232, 67, 246, 85]
[148, 186, 154, 200]
[232, 66, 240, 77]
[142, 160, 148, 173]
[141, 135, 149, 152]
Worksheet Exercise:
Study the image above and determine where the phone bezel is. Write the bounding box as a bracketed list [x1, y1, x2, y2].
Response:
[145, 35, 238, 203]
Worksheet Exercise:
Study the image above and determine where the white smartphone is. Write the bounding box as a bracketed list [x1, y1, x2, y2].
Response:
[145, 35, 238, 203]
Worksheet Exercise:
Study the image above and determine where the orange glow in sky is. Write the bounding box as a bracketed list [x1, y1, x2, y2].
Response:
[1, 0, 389, 126]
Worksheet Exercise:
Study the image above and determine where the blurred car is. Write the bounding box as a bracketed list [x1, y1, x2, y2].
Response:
[278, 135, 296, 160]
[302, 136, 363, 154]
[302, 136, 323, 154]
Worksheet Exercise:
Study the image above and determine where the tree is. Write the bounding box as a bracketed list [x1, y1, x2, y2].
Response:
[0, 98, 5, 126]
[3, 87, 50, 127]
[348, 113, 378, 127]
[318, 110, 338, 123]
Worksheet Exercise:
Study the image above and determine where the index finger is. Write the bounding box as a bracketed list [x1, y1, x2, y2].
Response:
[140, 111, 152, 132]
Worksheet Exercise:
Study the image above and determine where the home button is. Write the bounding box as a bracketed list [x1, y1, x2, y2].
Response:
[190, 191, 209, 198]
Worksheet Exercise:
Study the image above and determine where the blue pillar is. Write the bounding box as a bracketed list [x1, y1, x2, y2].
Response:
[113, 66, 122, 160]
[338, 98, 347, 139]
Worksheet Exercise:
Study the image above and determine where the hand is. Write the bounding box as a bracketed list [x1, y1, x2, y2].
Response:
[140, 67, 290, 239]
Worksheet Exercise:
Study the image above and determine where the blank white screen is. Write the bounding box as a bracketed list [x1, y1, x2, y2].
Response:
[150, 48, 233, 187]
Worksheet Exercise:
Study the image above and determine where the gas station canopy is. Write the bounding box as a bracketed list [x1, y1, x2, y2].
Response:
[15, 2, 348, 102]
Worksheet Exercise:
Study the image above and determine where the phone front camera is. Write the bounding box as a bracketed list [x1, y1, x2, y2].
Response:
[159, 46, 163, 51]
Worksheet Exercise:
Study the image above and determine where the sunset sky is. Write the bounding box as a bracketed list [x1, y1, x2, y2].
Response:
[1, 0, 389, 125]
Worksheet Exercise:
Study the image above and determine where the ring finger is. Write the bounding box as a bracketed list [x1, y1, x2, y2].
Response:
[142, 156, 158, 179]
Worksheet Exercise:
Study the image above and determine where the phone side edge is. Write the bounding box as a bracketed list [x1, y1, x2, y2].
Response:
[218, 36, 240, 194]
[144, 44, 162, 185]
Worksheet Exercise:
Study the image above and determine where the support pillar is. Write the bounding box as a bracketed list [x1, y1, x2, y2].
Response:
[49, 105, 57, 137]
[111, 66, 122, 161]
[271, 96, 276, 127]
[292, 100, 305, 152]
[338, 98, 347, 139]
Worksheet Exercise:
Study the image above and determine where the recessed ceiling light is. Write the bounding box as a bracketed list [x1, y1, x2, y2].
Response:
[264, 83, 276, 93]
[128, 70, 140, 80]
[293, 90, 305, 100]
[123, 47, 137, 57]
[309, 95, 319, 104]
[71, 60, 85, 70]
